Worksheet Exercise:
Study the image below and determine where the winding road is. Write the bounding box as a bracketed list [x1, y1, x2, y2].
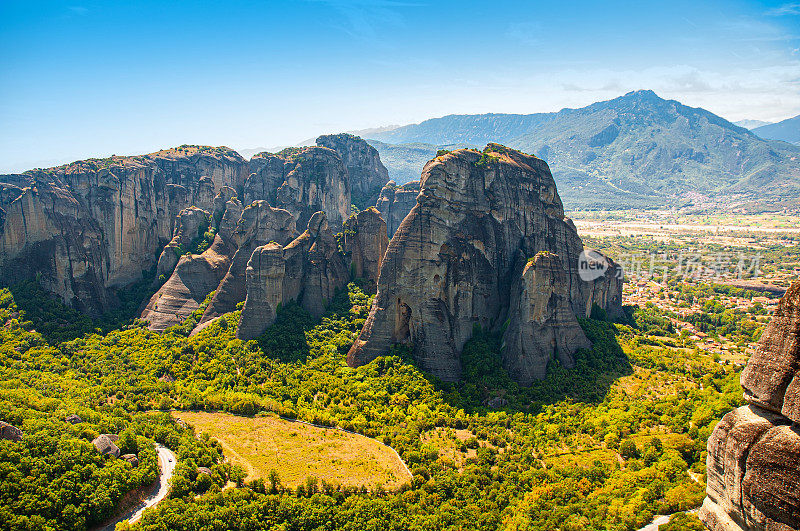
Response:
[96, 444, 176, 531]
[636, 507, 700, 531]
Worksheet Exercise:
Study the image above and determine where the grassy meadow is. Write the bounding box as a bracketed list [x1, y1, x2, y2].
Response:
[173, 411, 412, 489]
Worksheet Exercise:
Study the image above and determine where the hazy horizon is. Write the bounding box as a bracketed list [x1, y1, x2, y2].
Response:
[2, 0, 799, 173]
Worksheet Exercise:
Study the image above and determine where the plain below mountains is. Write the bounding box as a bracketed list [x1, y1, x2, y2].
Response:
[363, 91, 800, 212]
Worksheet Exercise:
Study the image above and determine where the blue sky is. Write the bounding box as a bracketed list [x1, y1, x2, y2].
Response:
[1, 0, 799, 171]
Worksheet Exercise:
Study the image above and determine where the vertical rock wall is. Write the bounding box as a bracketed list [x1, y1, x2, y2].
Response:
[700, 281, 800, 531]
[347, 145, 622, 383]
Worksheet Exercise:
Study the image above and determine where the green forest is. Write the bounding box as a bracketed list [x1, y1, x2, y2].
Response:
[0, 276, 741, 530]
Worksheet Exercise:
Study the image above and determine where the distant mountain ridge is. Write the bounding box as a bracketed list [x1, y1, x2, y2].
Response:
[735, 119, 772, 130]
[753, 114, 800, 145]
[367, 91, 800, 211]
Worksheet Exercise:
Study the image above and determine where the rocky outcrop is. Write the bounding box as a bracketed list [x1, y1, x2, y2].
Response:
[141, 248, 231, 331]
[196, 201, 296, 327]
[0, 146, 249, 315]
[282, 211, 349, 318]
[155, 206, 211, 278]
[701, 406, 800, 531]
[700, 281, 800, 531]
[92, 434, 121, 457]
[141, 199, 243, 331]
[316, 134, 389, 207]
[149, 146, 248, 210]
[243, 147, 350, 230]
[213, 186, 238, 222]
[236, 212, 349, 340]
[342, 207, 389, 286]
[501, 252, 592, 384]
[740, 282, 800, 424]
[581, 248, 625, 320]
[0, 421, 22, 442]
[243, 151, 289, 205]
[347, 145, 622, 383]
[121, 454, 139, 467]
[236, 243, 285, 340]
[0, 134, 393, 319]
[217, 197, 244, 242]
[375, 180, 420, 237]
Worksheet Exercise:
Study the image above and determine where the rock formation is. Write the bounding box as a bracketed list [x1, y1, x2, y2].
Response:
[92, 434, 121, 457]
[375, 180, 420, 237]
[197, 200, 296, 327]
[282, 211, 349, 318]
[502, 252, 592, 385]
[236, 243, 285, 340]
[0, 421, 22, 442]
[740, 283, 800, 423]
[341, 207, 389, 286]
[212, 186, 238, 223]
[243, 151, 290, 205]
[0, 146, 249, 314]
[0, 134, 391, 320]
[316, 134, 389, 207]
[700, 281, 800, 531]
[155, 206, 211, 278]
[243, 146, 350, 230]
[584, 249, 625, 320]
[236, 211, 349, 340]
[141, 249, 231, 331]
[143, 136, 382, 332]
[141, 199, 243, 331]
[347, 145, 622, 383]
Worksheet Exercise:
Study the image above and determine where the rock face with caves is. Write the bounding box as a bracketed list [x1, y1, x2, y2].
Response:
[700, 281, 800, 531]
[375, 180, 420, 237]
[236, 211, 349, 340]
[342, 207, 389, 285]
[0, 146, 249, 315]
[347, 145, 622, 383]
[243, 146, 350, 230]
[316, 133, 389, 207]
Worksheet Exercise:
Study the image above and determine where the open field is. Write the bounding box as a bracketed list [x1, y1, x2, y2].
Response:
[173, 411, 412, 489]
[569, 210, 800, 246]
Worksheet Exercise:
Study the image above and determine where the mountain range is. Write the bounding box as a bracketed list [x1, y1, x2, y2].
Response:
[734, 119, 773, 130]
[361, 91, 800, 211]
[752, 114, 800, 146]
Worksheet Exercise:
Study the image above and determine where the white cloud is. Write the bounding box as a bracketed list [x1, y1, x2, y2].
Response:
[766, 2, 800, 16]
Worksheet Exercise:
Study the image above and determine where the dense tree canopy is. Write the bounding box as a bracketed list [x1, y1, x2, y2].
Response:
[0, 276, 742, 531]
